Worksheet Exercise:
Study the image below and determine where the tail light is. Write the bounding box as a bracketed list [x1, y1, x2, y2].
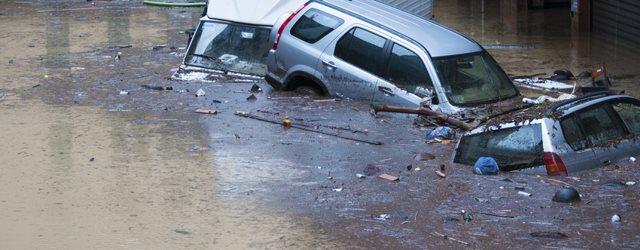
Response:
[273, 2, 309, 50]
[544, 152, 568, 176]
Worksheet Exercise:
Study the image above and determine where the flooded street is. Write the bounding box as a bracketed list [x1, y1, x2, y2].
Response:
[433, 0, 640, 96]
[1, 0, 639, 249]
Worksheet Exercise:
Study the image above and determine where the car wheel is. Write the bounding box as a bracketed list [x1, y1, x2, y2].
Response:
[294, 85, 323, 96]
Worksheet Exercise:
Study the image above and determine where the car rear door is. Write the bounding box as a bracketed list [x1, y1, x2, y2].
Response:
[558, 115, 599, 173]
[318, 26, 388, 100]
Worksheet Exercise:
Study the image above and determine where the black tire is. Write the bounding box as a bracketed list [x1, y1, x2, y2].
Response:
[294, 85, 323, 96]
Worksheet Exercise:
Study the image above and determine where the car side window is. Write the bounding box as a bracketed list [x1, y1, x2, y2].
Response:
[560, 116, 589, 150]
[290, 9, 343, 44]
[334, 27, 387, 75]
[612, 102, 640, 134]
[576, 104, 625, 145]
[386, 43, 433, 94]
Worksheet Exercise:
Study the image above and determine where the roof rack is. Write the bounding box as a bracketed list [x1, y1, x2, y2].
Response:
[548, 91, 614, 115]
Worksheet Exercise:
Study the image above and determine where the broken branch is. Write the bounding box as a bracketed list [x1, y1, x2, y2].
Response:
[371, 104, 476, 131]
[432, 232, 470, 246]
[234, 111, 383, 146]
[477, 212, 515, 218]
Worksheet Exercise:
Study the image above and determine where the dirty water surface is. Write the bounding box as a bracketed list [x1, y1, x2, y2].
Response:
[1, 0, 640, 249]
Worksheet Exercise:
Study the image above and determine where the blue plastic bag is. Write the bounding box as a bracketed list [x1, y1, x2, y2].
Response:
[473, 157, 499, 175]
[426, 126, 454, 142]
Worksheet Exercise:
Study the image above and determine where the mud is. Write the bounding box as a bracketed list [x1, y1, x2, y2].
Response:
[1, 0, 640, 249]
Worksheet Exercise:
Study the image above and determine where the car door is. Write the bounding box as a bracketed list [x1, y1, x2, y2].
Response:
[558, 115, 598, 173]
[318, 27, 387, 100]
[373, 41, 436, 107]
[575, 103, 630, 166]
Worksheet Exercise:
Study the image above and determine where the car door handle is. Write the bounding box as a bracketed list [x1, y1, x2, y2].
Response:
[378, 86, 395, 96]
[602, 159, 611, 165]
[322, 60, 336, 70]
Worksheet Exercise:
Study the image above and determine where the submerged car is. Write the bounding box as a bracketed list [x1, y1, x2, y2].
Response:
[266, 0, 520, 114]
[453, 92, 640, 175]
[182, 0, 307, 76]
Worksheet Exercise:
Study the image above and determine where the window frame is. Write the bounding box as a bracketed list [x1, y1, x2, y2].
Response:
[289, 8, 344, 44]
[380, 42, 434, 90]
[333, 26, 390, 78]
[560, 115, 591, 151]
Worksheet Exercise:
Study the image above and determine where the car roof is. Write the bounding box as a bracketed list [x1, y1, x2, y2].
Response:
[469, 93, 638, 134]
[315, 0, 483, 57]
[552, 93, 639, 117]
[206, 0, 307, 26]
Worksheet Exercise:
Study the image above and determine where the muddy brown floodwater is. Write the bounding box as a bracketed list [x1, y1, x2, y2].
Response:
[434, 0, 640, 97]
[1, 0, 639, 249]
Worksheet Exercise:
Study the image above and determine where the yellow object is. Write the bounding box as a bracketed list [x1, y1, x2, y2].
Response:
[282, 117, 292, 127]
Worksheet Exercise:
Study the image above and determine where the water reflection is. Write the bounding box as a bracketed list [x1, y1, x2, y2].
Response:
[434, 0, 640, 95]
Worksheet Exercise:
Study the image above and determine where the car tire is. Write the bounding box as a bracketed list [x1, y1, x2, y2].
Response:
[294, 85, 323, 96]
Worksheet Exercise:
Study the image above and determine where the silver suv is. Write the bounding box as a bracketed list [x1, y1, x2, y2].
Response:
[453, 92, 640, 175]
[266, 0, 520, 114]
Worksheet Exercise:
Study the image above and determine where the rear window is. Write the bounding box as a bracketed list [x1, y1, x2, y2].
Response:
[576, 104, 625, 145]
[290, 9, 343, 43]
[612, 102, 640, 134]
[454, 124, 544, 171]
[335, 28, 387, 75]
[185, 21, 270, 76]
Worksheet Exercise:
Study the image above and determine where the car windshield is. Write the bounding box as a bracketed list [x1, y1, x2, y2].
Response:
[433, 52, 518, 106]
[184, 21, 271, 76]
[454, 124, 544, 171]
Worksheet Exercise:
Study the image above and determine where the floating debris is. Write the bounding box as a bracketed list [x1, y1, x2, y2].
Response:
[281, 117, 292, 127]
[378, 174, 399, 182]
[195, 89, 205, 97]
[174, 229, 190, 235]
[195, 108, 217, 115]
[530, 231, 567, 239]
[374, 214, 391, 221]
[250, 84, 262, 93]
[432, 232, 470, 245]
[611, 214, 621, 223]
[462, 210, 473, 222]
[552, 187, 581, 203]
[142, 84, 173, 91]
[518, 191, 532, 197]
[364, 164, 381, 176]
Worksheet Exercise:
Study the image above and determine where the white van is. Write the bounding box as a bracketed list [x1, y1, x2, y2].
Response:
[180, 0, 307, 76]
